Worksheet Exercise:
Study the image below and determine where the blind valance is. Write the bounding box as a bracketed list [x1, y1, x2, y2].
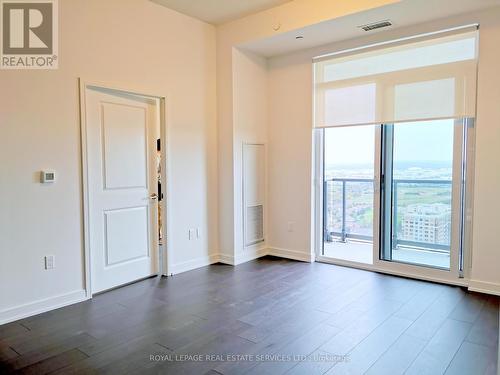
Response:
[313, 29, 478, 128]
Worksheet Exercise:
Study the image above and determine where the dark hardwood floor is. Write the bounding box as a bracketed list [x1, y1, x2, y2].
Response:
[0, 256, 498, 374]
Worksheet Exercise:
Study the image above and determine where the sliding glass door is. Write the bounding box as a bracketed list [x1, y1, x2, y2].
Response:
[380, 119, 460, 270]
[321, 125, 375, 265]
[318, 119, 469, 279]
[313, 28, 478, 282]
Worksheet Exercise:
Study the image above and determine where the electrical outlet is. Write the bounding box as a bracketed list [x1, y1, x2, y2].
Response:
[45, 255, 55, 270]
[287, 221, 295, 232]
[196, 228, 201, 239]
[188, 229, 195, 240]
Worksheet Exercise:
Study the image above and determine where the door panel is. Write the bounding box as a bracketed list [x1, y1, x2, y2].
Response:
[86, 87, 159, 294]
[104, 207, 149, 266]
[102, 102, 148, 190]
[379, 119, 462, 272]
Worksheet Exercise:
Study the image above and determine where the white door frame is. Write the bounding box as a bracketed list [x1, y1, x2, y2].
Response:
[79, 79, 171, 298]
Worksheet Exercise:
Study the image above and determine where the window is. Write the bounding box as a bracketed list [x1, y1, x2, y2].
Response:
[314, 27, 477, 278]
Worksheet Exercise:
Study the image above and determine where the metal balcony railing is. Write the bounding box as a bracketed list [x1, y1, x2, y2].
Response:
[323, 177, 452, 253]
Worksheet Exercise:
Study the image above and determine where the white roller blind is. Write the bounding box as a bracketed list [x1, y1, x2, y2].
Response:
[314, 29, 478, 128]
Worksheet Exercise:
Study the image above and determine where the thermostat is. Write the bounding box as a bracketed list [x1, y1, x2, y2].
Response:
[40, 170, 56, 183]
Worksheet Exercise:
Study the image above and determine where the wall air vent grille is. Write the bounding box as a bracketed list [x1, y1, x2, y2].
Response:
[359, 20, 393, 32]
[246, 204, 264, 246]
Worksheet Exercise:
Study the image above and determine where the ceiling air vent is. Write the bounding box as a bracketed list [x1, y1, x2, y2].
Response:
[359, 20, 393, 32]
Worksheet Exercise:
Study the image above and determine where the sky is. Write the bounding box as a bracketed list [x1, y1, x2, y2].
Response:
[324, 119, 454, 167]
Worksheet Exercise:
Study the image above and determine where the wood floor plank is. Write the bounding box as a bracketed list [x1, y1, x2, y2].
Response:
[50, 334, 169, 374]
[393, 282, 445, 321]
[212, 323, 321, 375]
[285, 349, 343, 375]
[444, 341, 497, 375]
[16, 348, 88, 375]
[325, 316, 413, 374]
[466, 296, 499, 348]
[449, 291, 487, 323]
[243, 323, 341, 375]
[78, 309, 203, 356]
[0, 257, 497, 375]
[0, 322, 29, 340]
[319, 298, 402, 355]
[3, 333, 95, 371]
[405, 318, 472, 375]
[405, 287, 465, 341]
[364, 333, 427, 375]
[94, 343, 170, 375]
[0, 345, 19, 362]
[19, 302, 127, 334]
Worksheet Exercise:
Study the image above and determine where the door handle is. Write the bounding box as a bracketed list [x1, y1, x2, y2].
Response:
[150, 193, 158, 200]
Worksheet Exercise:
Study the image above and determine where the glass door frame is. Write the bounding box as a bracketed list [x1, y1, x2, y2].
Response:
[314, 118, 474, 286]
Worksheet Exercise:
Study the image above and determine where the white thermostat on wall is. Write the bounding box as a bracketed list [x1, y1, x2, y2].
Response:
[40, 170, 56, 183]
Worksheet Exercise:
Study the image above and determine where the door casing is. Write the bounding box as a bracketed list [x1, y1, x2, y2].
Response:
[79, 79, 171, 298]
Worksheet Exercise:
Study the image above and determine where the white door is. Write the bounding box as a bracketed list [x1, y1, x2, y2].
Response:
[85, 86, 159, 294]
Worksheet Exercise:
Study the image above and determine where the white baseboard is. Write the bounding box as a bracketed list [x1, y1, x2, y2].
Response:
[468, 279, 500, 296]
[0, 289, 87, 325]
[218, 247, 268, 265]
[169, 254, 220, 275]
[268, 247, 314, 263]
[234, 247, 268, 265]
[218, 253, 235, 265]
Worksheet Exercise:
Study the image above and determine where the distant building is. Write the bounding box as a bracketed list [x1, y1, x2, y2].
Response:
[401, 204, 451, 245]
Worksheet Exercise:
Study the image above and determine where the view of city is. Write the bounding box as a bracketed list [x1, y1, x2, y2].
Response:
[324, 161, 453, 251]
[322, 120, 455, 268]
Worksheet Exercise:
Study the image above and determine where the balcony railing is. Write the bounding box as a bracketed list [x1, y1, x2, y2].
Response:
[323, 177, 452, 253]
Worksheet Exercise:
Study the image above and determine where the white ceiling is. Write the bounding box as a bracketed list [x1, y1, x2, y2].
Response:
[150, 0, 292, 25]
[241, 0, 500, 57]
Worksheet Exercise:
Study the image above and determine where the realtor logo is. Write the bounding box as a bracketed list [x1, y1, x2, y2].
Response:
[1, 0, 58, 69]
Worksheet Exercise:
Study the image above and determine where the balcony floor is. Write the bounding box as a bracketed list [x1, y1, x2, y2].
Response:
[323, 240, 450, 269]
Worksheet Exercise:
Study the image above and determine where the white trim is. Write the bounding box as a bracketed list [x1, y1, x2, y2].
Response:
[268, 247, 314, 263]
[169, 254, 220, 275]
[79, 79, 92, 298]
[159, 96, 172, 277]
[0, 290, 87, 325]
[468, 280, 500, 296]
[312, 129, 324, 262]
[80, 79, 169, 101]
[78, 79, 170, 296]
[235, 247, 268, 265]
[218, 247, 268, 266]
[218, 254, 234, 265]
[316, 256, 469, 287]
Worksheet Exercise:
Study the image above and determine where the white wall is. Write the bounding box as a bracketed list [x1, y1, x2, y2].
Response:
[266, 7, 500, 294]
[215, 0, 395, 264]
[232, 49, 268, 263]
[0, 0, 217, 323]
[267, 51, 315, 262]
[469, 9, 500, 294]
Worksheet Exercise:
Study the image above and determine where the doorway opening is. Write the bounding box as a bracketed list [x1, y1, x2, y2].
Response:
[80, 82, 167, 296]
